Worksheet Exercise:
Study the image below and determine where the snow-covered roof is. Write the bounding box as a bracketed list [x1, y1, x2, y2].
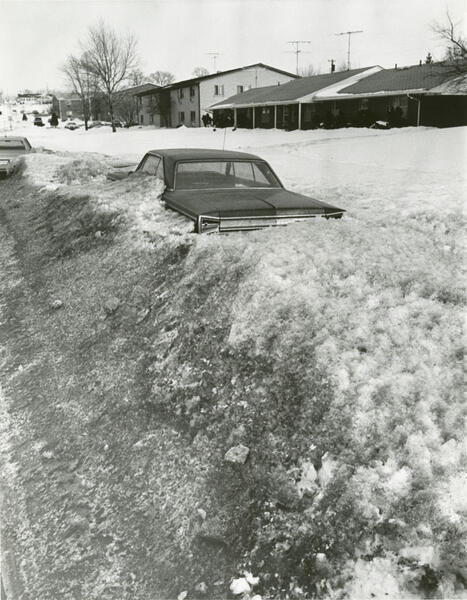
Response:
[211, 67, 380, 108]
[426, 73, 467, 95]
[338, 63, 465, 96]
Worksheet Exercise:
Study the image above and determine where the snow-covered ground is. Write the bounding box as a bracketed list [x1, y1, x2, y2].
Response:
[4, 119, 466, 224]
[2, 120, 466, 598]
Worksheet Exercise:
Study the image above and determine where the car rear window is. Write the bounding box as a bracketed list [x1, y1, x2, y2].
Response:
[0, 139, 27, 150]
[175, 160, 281, 190]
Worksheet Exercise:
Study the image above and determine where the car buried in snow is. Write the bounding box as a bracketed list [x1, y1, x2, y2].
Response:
[108, 148, 345, 233]
[0, 136, 32, 178]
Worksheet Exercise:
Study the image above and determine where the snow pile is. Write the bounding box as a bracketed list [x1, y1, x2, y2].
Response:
[55, 154, 112, 185]
[17, 152, 193, 239]
[107, 173, 193, 238]
[5, 126, 466, 598]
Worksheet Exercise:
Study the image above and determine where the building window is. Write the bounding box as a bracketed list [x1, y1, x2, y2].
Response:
[190, 87, 195, 97]
[190, 111, 196, 122]
[237, 85, 244, 94]
[178, 88, 184, 100]
[360, 98, 369, 109]
[179, 111, 185, 123]
[214, 84, 224, 96]
[149, 114, 154, 124]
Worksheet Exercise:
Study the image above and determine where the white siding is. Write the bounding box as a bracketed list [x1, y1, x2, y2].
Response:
[200, 67, 295, 118]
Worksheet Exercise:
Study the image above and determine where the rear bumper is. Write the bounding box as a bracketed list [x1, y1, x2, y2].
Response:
[196, 211, 343, 233]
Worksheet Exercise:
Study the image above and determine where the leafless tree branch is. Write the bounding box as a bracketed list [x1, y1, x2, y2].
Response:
[62, 54, 96, 129]
[81, 20, 138, 131]
[432, 10, 467, 61]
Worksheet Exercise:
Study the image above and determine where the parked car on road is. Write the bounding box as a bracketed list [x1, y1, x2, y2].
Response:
[65, 121, 80, 130]
[0, 136, 32, 178]
[107, 148, 345, 233]
[33, 116, 44, 127]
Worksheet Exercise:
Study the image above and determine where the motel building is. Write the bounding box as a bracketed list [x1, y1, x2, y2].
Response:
[134, 63, 298, 128]
[211, 63, 467, 129]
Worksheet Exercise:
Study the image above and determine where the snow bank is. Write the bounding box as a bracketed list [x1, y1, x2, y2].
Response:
[5, 125, 466, 599]
[18, 152, 192, 238]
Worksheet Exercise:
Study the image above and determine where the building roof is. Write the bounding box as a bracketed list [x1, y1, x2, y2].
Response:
[338, 63, 462, 95]
[117, 83, 160, 96]
[427, 72, 467, 95]
[212, 67, 376, 108]
[135, 63, 298, 96]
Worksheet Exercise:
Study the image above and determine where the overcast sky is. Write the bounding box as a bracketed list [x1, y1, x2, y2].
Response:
[1, 0, 466, 94]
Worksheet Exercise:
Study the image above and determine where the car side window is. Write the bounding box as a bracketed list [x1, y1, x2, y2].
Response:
[233, 162, 255, 181]
[140, 155, 161, 176]
[155, 158, 164, 181]
[252, 162, 271, 185]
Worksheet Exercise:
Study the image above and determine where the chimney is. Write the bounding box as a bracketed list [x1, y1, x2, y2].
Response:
[395, 64, 398, 69]
[419, 60, 422, 66]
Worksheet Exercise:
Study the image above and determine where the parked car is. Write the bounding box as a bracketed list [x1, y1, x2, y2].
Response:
[88, 121, 103, 129]
[107, 148, 345, 233]
[370, 120, 391, 130]
[0, 136, 32, 178]
[33, 116, 44, 127]
[65, 121, 80, 130]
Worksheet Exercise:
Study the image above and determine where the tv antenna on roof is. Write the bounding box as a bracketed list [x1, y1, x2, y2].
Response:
[287, 41, 311, 74]
[206, 52, 221, 72]
[335, 30, 363, 70]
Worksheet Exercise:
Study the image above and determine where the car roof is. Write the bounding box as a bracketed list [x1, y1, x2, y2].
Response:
[146, 148, 263, 161]
[0, 136, 29, 142]
[145, 148, 267, 188]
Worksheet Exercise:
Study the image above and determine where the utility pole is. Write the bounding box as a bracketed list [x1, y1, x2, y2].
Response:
[206, 52, 221, 73]
[335, 30, 363, 70]
[287, 41, 311, 75]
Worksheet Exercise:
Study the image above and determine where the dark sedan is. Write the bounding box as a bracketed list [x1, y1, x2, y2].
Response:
[109, 148, 345, 233]
[0, 136, 32, 178]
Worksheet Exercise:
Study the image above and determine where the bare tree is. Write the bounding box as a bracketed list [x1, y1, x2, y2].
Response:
[62, 54, 95, 129]
[298, 63, 321, 77]
[147, 70, 175, 86]
[113, 92, 138, 127]
[127, 69, 146, 86]
[148, 91, 172, 127]
[432, 10, 467, 61]
[337, 60, 349, 72]
[81, 20, 138, 132]
[192, 66, 209, 77]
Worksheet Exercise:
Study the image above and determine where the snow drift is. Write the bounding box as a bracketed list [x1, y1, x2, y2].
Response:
[1, 126, 466, 599]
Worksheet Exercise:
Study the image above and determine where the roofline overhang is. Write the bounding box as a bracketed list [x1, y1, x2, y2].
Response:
[425, 90, 467, 95]
[212, 88, 439, 109]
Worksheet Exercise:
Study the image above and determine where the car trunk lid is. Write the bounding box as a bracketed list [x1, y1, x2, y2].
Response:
[165, 189, 344, 231]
